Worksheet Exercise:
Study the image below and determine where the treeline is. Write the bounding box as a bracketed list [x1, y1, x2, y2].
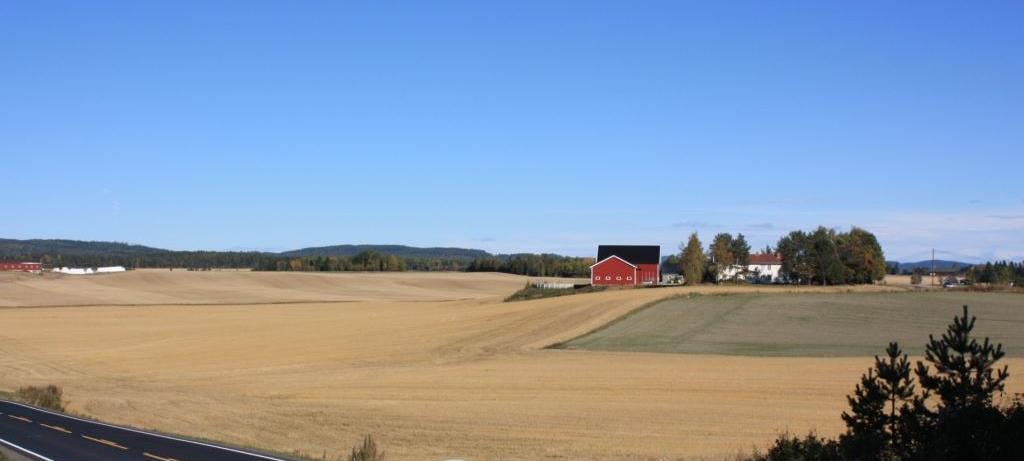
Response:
[2, 238, 594, 274]
[964, 261, 1024, 286]
[675, 226, 885, 285]
[465, 254, 594, 277]
[256, 251, 469, 272]
[17, 251, 273, 270]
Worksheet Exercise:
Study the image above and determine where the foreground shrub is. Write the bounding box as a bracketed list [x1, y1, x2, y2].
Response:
[348, 435, 385, 461]
[748, 432, 841, 461]
[14, 384, 64, 411]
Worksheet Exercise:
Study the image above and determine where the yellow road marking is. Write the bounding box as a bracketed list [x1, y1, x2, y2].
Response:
[144, 452, 182, 461]
[39, 423, 72, 434]
[81, 434, 128, 450]
[7, 415, 32, 423]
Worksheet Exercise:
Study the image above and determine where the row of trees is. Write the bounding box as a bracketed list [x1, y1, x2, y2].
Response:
[964, 261, 1024, 286]
[20, 251, 274, 271]
[10, 248, 591, 275]
[676, 226, 886, 285]
[678, 232, 753, 283]
[465, 254, 593, 277]
[775, 226, 887, 285]
[257, 252, 595, 276]
[258, 251, 410, 272]
[750, 306, 1023, 460]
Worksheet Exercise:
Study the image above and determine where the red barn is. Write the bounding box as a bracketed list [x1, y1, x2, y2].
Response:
[0, 262, 42, 272]
[590, 245, 661, 286]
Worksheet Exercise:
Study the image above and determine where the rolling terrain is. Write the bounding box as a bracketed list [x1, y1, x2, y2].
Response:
[0, 272, 1021, 460]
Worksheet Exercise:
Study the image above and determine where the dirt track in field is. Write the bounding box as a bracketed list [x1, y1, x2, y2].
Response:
[1, 271, 1020, 460]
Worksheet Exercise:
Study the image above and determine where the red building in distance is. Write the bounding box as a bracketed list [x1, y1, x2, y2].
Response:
[0, 262, 42, 272]
[590, 245, 660, 286]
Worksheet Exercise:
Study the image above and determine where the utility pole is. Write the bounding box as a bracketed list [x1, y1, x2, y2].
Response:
[931, 248, 936, 287]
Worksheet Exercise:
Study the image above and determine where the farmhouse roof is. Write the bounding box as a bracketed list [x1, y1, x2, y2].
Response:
[749, 253, 782, 265]
[597, 245, 660, 265]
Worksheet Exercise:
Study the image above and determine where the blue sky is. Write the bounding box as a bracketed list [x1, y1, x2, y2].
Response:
[2, 2, 1022, 262]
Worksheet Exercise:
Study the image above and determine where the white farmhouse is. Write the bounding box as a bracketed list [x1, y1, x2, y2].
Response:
[719, 253, 783, 283]
[746, 253, 783, 283]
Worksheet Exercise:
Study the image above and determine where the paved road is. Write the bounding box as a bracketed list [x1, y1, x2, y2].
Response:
[0, 400, 295, 461]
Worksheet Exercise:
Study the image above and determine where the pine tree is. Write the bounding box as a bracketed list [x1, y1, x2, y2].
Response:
[841, 342, 916, 460]
[841, 368, 888, 459]
[915, 305, 1009, 411]
[876, 342, 916, 456]
[731, 233, 751, 266]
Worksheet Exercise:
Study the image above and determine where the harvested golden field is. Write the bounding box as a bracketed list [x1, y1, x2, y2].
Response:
[0, 273, 1021, 460]
[0, 269, 558, 307]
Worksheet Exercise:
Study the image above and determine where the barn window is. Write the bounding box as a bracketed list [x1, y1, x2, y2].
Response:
[594, 276, 600, 281]
[626, 276, 632, 281]
[605, 276, 611, 280]
[616, 276, 622, 281]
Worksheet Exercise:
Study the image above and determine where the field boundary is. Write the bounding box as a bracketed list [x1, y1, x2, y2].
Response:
[544, 293, 690, 350]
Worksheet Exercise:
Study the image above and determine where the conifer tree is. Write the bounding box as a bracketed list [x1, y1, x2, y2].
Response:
[841, 342, 916, 459]
[915, 305, 1009, 411]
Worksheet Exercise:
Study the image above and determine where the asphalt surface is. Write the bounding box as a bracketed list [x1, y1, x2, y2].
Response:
[0, 400, 295, 461]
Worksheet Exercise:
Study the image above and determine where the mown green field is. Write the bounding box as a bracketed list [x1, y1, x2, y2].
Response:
[560, 291, 1024, 357]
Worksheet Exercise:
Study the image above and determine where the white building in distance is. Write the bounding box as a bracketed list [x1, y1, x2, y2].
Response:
[53, 266, 127, 275]
[719, 253, 783, 283]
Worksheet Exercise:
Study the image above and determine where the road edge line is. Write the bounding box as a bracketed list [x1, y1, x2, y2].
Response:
[0, 436, 57, 461]
[0, 400, 291, 461]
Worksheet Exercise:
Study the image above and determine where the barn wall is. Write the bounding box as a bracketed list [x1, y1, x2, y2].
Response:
[591, 257, 637, 286]
[636, 263, 659, 284]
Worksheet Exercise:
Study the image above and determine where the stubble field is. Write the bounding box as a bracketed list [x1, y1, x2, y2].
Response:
[1, 271, 1021, 460]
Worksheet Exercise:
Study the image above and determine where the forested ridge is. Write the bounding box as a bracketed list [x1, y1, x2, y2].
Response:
[0, 238, 593, 276]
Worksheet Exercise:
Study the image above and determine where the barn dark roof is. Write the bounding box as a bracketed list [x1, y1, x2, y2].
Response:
[597, 245, 660, 265]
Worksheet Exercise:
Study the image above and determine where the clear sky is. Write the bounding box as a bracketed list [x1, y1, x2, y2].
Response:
[2, 2, 1022, 262]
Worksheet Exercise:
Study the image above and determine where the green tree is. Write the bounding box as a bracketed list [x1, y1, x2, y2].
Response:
[837, 227, 887, 284]
[915, 305, 1009, 411]
[841, 368, 888, 459]
[777, 230, 811, 284]
[709, 233, 735, 282]
[911, 305, 1013, 460]
[681, 232, 706, 286]
[732, 233, 751, 267]
[911, 269, 923, 285]
[810, 227, 844, 285]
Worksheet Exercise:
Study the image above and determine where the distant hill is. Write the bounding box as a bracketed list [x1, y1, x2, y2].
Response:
[0, 239, 171, 257]
[892, 260, 975, 273]
[0, 238, 588, 276]
[280, 244, 489, 261]
[0, 238, 496, 267]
